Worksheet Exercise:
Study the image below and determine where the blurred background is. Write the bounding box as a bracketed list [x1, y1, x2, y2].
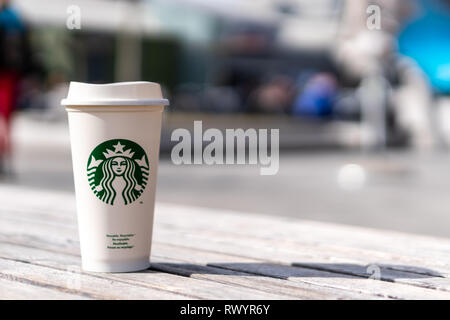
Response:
[1, 0, 450, 236]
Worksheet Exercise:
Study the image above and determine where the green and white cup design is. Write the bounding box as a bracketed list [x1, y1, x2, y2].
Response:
[87, 139, 149, 206]
[62, 82, 168, 273]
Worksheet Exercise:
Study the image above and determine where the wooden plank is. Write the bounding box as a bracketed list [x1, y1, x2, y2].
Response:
[0, 218, 447, 300]
[3, 184, 450, 267]
[0, 216, 378, 299]
[0, 241, 300, 300]
[0, 215, 80, 255]
[150, 205, 450, 280]
[0, 205, 445, 289]
[154, 204, 450, 262]
[2, 186, 450, 298]
[150, 244, 450, 300]
[3, 201, 450, 280]
[3, 186, 450, 276]
[0, 258, 189, 300]
[152, 228, 450, 292]
[149, 259, 375, 300]
[0, 237, 378, 300]
[2, 230, 447, 300]
[0, 278, 89, 300]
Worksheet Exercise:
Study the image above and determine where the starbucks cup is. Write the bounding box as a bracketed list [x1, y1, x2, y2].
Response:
[61, 81, 169, 272]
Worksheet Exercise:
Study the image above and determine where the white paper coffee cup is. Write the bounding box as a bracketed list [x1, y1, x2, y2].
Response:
[62, 81, 169, 272]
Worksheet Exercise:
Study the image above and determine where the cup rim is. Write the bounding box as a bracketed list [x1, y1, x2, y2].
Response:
[61, 98, 170, 106]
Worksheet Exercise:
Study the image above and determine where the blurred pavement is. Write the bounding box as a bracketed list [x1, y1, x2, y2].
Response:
[5, 113, 450, 238]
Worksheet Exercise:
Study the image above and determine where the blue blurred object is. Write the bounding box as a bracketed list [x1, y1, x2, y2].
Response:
[292, 73, 337, 117]
[398, 0, 450, 93]
[0, 5, 25, 33]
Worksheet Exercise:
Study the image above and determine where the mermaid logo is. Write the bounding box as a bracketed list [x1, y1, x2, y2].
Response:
[87, 139, 149, 205]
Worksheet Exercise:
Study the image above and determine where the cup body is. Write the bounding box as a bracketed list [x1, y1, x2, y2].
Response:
[66, 105, 163, 272]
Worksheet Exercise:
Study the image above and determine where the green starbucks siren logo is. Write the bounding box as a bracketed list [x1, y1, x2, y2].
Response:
[87, 139, 149, 205]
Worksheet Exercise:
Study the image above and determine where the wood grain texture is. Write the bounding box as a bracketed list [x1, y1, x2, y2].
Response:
[0, 243, 294, 300]
[0, 278, 88, 300]
[1, 185, 450, 299]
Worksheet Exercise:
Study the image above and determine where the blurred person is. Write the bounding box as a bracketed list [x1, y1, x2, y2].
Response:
[335, 0, 414, 81]
[334, 0, 418, 149]
[292, 73, 338, 118]
[0, 0, 31, 175]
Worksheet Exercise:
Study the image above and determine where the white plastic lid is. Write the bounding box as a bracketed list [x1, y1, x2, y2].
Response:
[61, 81, 170, 106]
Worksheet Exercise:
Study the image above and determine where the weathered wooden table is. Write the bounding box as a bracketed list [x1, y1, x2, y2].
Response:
[1, 185, 450, 300]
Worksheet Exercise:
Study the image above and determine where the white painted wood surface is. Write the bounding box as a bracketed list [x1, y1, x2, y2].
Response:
[1, 185, 450, 299]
